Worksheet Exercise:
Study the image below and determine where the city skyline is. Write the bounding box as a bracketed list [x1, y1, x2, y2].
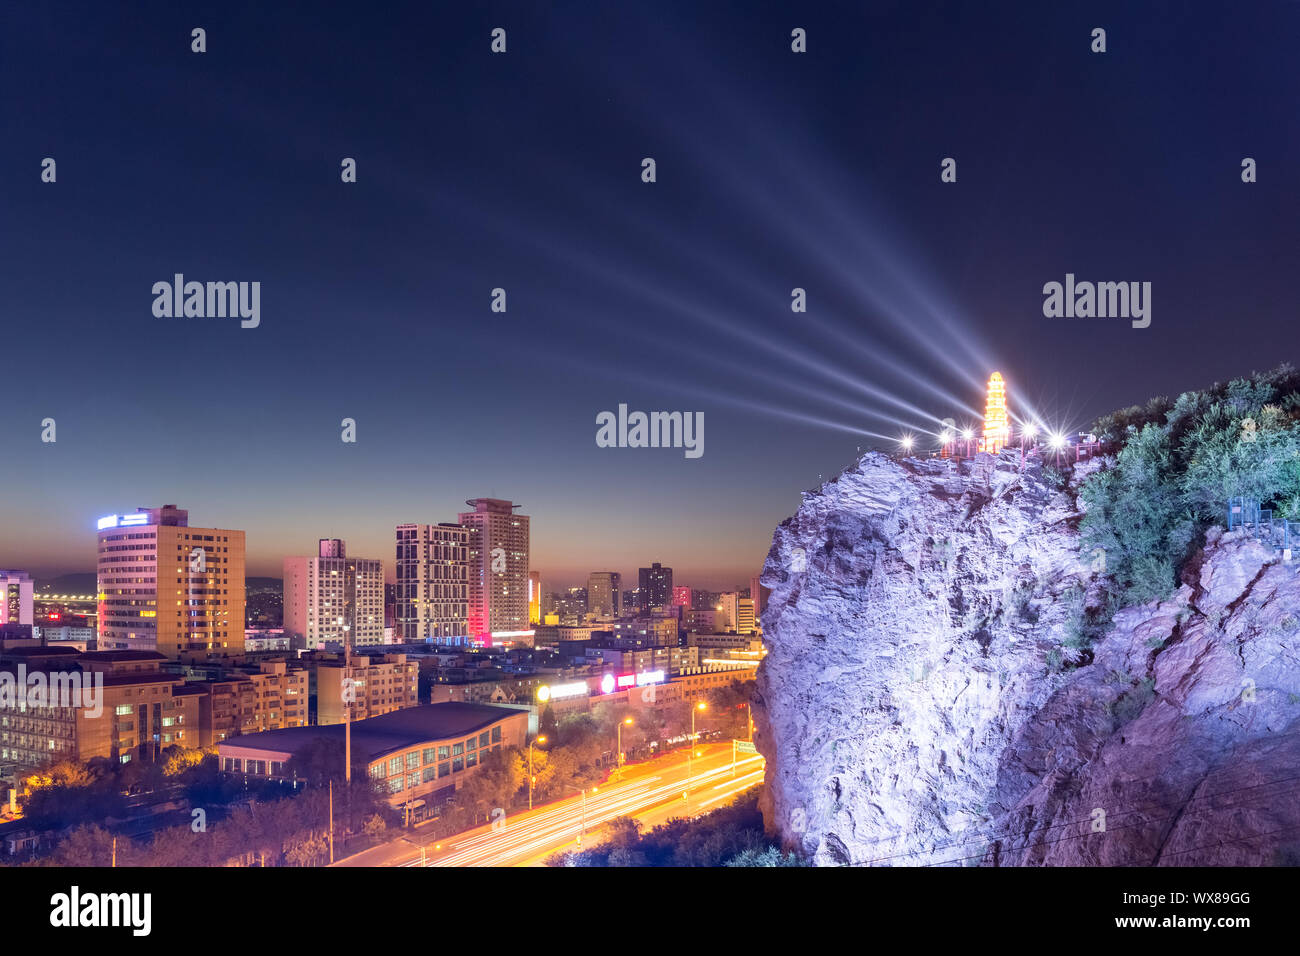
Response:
[6, 498, 761, 593]
[4, 4, 1296, 593]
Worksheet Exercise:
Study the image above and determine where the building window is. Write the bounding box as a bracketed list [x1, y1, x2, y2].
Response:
[479, 732, 490, 747]
[406, 751, 419, 770]
[452, 758, 464, 773]
[389, 777, 403, 793]
[466, 751, 477, 768]
[438, 762, 450, 778]
[388, 756, 403, 775]
[452, 743, 463, 757]
[438, 745, 449, 759]
[491, 726, 502, 743]
[423, 747, 436, 764]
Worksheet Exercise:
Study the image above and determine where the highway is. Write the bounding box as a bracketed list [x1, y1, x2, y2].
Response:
[337, 742, 764, 867]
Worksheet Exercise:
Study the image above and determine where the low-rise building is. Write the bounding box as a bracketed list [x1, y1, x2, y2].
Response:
[0, 650, 200, 779]
[216, 702, 529, 821]
[312, 652, 418, 725]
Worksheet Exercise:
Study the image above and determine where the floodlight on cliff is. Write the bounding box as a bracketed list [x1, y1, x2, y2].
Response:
[900, 435, 914, 453]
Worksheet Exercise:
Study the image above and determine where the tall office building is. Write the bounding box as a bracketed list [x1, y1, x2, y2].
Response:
[638, 562, 673, 612]
[395, 523, 470, 642]
[528, 571, 542, 625]
[750, 574, 768, 623]
[717, 592, 756, 635]
[458, 498, 530, 644]
[586, 571, 622, 619]
[96, 505, 245, 659]
[283, 539, 384, 650]
[0, 571, 34, 626]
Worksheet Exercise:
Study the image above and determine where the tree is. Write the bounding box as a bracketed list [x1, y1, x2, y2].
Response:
[48, 824, 115, 867]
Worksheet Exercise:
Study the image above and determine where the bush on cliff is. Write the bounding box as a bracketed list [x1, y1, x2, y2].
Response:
[1080, 365, 1300, 608]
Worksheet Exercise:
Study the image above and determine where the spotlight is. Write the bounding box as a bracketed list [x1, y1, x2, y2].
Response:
[1022, 423, 1038, 439]
[900, 435, 914, 452]
[962, 428, 974, 440]
[1048, 431, 1067, 451]
[940, 430, 954, 444]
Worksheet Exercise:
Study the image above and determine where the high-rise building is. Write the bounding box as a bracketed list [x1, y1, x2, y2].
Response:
[717, 592, 756, 635]
[0, 570, 34, 627]
[395, 523, 470, 642]
[638, 563, 673, 612]
[283, 539, 384, 650]
[586, 571, 622, 619]
[528, 571, 542, 625]
[749, 575, 768, 622]
[458, 499, 530, 643]
[96, 505, 245, 660]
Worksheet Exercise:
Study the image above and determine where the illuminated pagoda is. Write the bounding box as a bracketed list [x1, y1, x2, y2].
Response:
[980, 371, 1010, 454]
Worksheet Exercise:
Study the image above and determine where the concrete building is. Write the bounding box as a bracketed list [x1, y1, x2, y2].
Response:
[395, 522, 470, 642]
[217, 703, 529, 821]
[312, 652, 419, 725]
[532, 624, 608, 644]
[0, 571, 34, 627]
[528, 571, 542, 625]
[0, 650, 200, 778]
[586, 571, 622, 620]
[184, 659, 310, 747]
[716, 593, 756, 635]
[637, 563, 673, 612]
[459, 499, 530, 644]
[750, 575, 768, 622]
[95, 505, 245, 660]
[587, 644, 699, 676]
[283, 539, 384, 649]
[609, 616, 679, 647]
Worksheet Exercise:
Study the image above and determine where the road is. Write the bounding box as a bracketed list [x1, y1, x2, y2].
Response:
[336, 742, 764, 867]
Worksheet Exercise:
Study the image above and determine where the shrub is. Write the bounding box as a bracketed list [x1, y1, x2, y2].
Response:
[1080, 366, 1300, 609]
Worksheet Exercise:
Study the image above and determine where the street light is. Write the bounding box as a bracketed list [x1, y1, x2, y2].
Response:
[528, 735, 547, 810]
[567, 784, 597, 846]
[686, 701, 708, 809]
[616, 717, 633, 778]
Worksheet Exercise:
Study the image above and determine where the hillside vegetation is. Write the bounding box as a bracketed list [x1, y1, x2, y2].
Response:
[1080, 364, 1300, 607]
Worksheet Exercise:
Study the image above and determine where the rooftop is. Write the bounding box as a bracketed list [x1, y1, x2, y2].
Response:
[218, 702, 527, 763]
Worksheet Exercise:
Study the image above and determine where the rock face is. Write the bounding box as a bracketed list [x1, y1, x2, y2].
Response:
[755, 450, 1300, 866]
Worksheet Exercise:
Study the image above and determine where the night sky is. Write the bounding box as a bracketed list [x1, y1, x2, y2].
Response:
[2, 1, 1297, 586]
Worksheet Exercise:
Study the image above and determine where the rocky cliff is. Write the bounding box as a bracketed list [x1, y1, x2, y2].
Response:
[755, 450, 1300, 866]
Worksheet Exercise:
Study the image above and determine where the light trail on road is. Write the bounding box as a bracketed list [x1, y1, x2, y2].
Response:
[396, 747, 765, 867]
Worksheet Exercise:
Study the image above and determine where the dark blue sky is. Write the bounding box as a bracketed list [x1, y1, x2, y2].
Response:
[2, 1, 1297, 586]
